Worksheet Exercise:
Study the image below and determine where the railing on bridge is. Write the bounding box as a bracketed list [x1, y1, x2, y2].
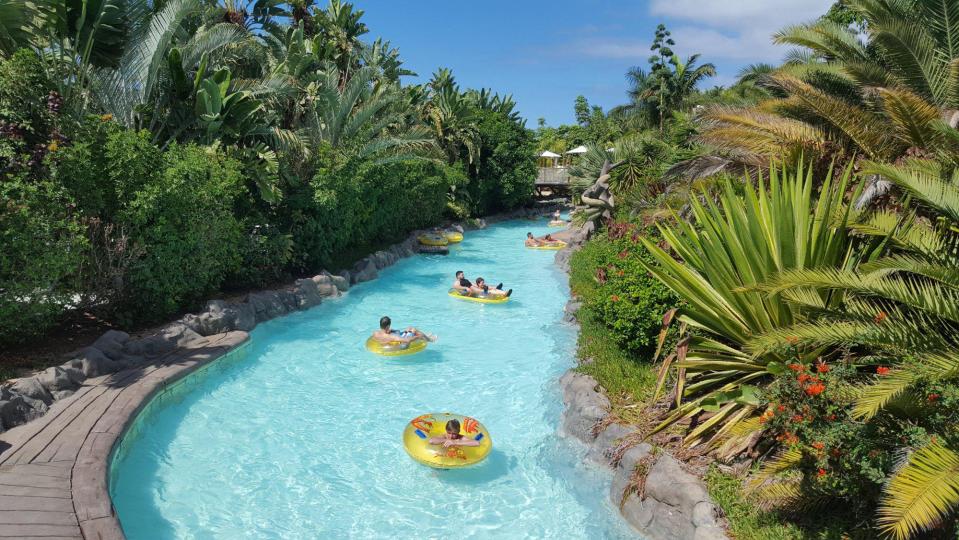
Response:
[535, 167, 571, 197]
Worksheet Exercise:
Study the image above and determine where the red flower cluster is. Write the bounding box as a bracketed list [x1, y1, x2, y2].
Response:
[776, 431, 800, 445]
[805, 383, 826, 396]
[928, 393, 940, 403]
[811, 441, 825, 451]
[817, 468, 828, 478]
[610, 294, 620, 303]
[816, 360, 830, 373]
[874, 311, 887, 324]
[596, 267, 607, 284]
[876, 366, 890, 376]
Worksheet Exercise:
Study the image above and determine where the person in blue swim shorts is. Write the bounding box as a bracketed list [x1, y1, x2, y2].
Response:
[372, 316, 436, 345]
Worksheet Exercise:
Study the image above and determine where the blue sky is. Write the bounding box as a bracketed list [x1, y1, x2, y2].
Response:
[356, 0, 833, 126]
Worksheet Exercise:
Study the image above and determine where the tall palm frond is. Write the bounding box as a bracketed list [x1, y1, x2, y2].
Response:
[878, 441, 959, 540]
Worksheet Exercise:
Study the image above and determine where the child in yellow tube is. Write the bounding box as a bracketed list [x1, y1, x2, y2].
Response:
[428, 419, 480, 448]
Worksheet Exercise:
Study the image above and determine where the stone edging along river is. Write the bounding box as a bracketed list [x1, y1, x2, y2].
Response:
[554, 246, 728, 540]
[0, 206, 725, 540]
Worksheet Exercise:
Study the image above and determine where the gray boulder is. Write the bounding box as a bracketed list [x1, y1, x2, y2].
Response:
[293, 279, 323, 310]
[92, 330, 130, 362]
[0, 387, 48, 431]
[564, 300, 582, 322]
[8, 376, 53, 405]
[124, 315, 203, 358]
[351, 258, 378, 284]
[310, 274, 338, 298]
[330, 273, 350, 292]
[559, 371, 610, 442]
[610, 443, 654, 507]
[586, 423, 633, 465]
[193, 300, 257, 335]
[612, 449, 729, 540]
[645, 455, 712, 517]
[555, 248, 573, 273]
[372, 250, 394, 270]
[36, 366, 83, 393]
[247, 291, 292, 322]
[65, 347, 122, 377]
[337, 270, 351, 289]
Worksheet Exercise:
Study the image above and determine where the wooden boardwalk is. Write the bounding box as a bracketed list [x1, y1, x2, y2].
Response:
[0, 331, 249, 539]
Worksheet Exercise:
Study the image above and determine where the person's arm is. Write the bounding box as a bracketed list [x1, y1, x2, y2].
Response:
[443, 438, 480, 447]
[428, 437, 444, 445]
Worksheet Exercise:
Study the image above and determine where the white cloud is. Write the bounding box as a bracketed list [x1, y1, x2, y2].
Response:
[648, 0, 832, 29]
[648, 0, 833, 61]
[575, 0, 833, 63]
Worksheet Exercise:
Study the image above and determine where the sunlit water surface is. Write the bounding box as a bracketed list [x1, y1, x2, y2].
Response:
[112, 219, 636, 539]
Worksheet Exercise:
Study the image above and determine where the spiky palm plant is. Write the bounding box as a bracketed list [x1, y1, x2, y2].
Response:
[307, 64, 435, 163]
[424, 85, 481, 168]
[691, 0, 959, 180]
[639, 162, 876, 449]
[749, 160, 959, 539]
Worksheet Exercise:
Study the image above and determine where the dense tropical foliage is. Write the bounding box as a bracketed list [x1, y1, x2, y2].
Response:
[0, 0, 535, 345]
[560, 2, 959, 537]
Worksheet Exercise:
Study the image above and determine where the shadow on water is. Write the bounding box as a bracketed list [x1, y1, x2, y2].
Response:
[429, 449, 515, 485]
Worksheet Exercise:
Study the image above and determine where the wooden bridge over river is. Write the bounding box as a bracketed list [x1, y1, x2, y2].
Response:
[535, 166, 571, 197]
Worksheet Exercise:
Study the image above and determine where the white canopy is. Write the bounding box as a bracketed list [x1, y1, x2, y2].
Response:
[538, 150, 561, 158]
[565, 145, 588, 154]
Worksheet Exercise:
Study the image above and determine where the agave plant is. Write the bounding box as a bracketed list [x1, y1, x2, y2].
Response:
[748, 160, 959, 539]
[639, 161, 877, 449]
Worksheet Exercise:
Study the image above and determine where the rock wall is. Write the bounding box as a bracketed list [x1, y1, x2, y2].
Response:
[554, 236, 728, 540]
[558, 372, 727, 540]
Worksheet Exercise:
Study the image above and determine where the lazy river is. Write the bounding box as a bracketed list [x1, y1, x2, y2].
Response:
[111, 219, 635, 539]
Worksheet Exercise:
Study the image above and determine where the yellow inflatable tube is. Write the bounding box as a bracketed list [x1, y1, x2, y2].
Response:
[418, 233, 448, 247]
[403, 413, 492, 468]
[528, 241, 567, 250]
[365, 336, 428, 356]
[444, 231, 463, 243]
[447, 288, 509, 304]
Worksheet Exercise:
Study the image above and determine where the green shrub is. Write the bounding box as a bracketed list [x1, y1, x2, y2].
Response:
[0, 175, 85, 345]
[295, 158, 463, 269]
[53, 118, 161, 218]
[466, 108, 536, 215]
[228, 221, 293, 289]
[118, 144, 243, 322]
[570, 222, 678, 357]
[0, 49, 59, 178]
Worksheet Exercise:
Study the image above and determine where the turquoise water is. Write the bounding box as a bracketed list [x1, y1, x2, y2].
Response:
[111, 219, 635, 539]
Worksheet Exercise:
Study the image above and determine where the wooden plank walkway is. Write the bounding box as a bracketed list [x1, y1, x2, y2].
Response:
[0, 331, 249, 539]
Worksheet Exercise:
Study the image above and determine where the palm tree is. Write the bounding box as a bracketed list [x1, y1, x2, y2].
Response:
[306, 64, 434, 162]
[420, 69, 480, 168]
[619, 54, 715, 132]
[314, 0, 367, 89]
[692, 0, 959, 182]
[667, 54, 716, 114]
